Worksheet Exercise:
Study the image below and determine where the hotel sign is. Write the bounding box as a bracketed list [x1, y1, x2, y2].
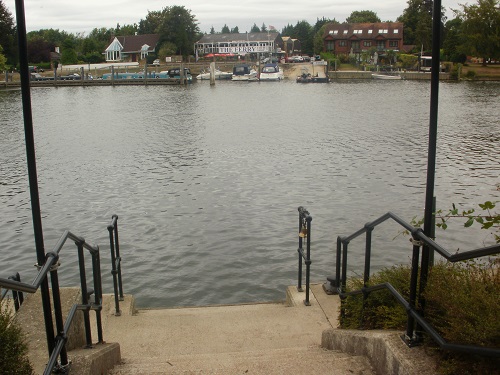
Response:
[219, 46, 269, 53]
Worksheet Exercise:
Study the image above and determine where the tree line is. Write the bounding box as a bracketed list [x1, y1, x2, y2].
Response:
[0, 0, 499, 71]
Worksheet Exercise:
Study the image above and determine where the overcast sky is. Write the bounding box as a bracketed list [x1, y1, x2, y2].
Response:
[4, 0, 465, 35]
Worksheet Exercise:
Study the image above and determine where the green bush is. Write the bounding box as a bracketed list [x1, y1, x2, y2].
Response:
[0, 298, 34, 375]
[339, 259, 500, 374]
[340, 265, 411, 330]
[465, 70, 477, 80]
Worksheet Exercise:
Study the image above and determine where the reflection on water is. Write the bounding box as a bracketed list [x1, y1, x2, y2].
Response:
[1, 81, 499, 307]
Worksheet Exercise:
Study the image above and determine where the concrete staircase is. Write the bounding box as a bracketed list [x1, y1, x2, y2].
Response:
[17, 283, 437, 374]
[92, 284, 375, 374]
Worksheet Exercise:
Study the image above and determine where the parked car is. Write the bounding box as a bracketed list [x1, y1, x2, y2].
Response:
[288, 55, 304, 63]
[302, 55, 311, 62]
[29, 65, 44, 73]
[58, 73, 81, 80]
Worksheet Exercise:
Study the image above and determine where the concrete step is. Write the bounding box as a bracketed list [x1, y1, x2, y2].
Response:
[109, 346, 375, 375]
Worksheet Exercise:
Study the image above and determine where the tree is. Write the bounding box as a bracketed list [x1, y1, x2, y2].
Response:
[26, 35, 55, 63]
[231, 26, 239, 33]
[250, 23, 260, 33]
[293, 20, 313, 55]
[119, 23, 139, 36]
[260, 23, 267, 32]
[312, 17, 337, 54]
[156, 6, 200, 57]
[221, 24, 230, 33]
[346, 10, 381, 23]
[138, 10, 164, 34]
[0, 0, 17, 66]
[442, 17, 466, 62]
[60, 38, 78, 64]
[210, 26, 215, 34]
[0, 45, 7, 71]
[281, 23, 295, 36]
[454, 0, 500, 65]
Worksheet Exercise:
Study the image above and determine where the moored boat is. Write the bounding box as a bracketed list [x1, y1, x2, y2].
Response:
[196, 69, 232, 80]
[232, 64, 259, 81]
[259, 63, 284, 81]
[371, 73, 402, 80]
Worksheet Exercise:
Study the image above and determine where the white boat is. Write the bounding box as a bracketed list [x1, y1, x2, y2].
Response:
[196, 69, 232, 80]
[371, 73, 402, 80]
[231, 64, 259, 81]
[259, 63, 284, 81]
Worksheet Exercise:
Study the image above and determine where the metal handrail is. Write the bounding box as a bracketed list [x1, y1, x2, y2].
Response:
[108, 214, 124, 315]
[0, 229, 105, 375]
[297, 206, 312, 306]
[329, 211, 500, 357]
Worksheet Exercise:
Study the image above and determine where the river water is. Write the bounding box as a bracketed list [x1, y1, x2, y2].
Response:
[1, 80, 499, 308]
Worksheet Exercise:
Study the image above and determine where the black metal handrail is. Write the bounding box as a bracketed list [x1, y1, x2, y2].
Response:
[327, 211, 500, 357]
[108, 214, 124, 315]
[0, 272, 24, 310]
[0, 229, 105, 374]
[297, 206, 312, 306]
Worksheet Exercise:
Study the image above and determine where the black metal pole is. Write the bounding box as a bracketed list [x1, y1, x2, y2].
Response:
[14, 0, 55, 355]
[420, 0, 442, 309]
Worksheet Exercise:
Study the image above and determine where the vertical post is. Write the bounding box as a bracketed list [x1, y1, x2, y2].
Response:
[405, 234, 422, 345]
[77, 242, 93, 347]
[210, 62, 215, 86]
[304, 215, 312, 306]
[341, 241, 349, 293]
[91, 250, 104, 343]
[108, 225, 121, 316]
[49, 265, 69, 367]
[420, 0, 442, 322]
[335, 236, 342, 290]
[113, 215, 124, 300]
[14, 0, 55, 356]
[297, 209, 303, 292]
[363, 226, 373, 287]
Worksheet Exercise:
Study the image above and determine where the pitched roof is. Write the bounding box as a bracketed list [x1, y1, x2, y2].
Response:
[324, 22, 403, 40]
[197, 32, 281, 44]
[113, 34, 160, 53]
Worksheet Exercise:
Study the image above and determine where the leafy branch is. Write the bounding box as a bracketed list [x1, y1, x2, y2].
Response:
[402, 200, 500, 244]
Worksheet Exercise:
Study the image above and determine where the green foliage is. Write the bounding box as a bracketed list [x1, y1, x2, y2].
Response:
[340, 265, 411, 330]
[423, 259, 500, 374]
[398, 53, 418, 69]
[340, 259, 500, 374]
[250, 23, 260, 33]
[0, 0, 17, 65]
[0, 44, 6, 71]
[155, 6, 200, 57]
[433, 201, 499, 243]
[345, 10, 381, 23]
[221, 24, 230, 34]
[454, 0, 500, 64]
[0, 299, 34, 375]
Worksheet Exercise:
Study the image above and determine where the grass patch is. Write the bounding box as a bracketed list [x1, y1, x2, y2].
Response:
[340, 259, 500, 375]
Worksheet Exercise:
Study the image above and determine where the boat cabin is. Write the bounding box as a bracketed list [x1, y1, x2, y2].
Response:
[233, 64, 252, 76]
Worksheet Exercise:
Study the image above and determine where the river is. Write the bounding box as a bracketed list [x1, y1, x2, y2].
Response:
[0, 79, 499, 308]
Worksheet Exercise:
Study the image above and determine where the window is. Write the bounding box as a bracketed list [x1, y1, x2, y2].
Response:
[363, 41, 372, 47]
[389, 41, 399, 48]
[353, 30, 362, 34]
[368, 30, 373, 34]
[339, 41, 347, 47]
[394, 29, 399, 34]
[329, 30, 333, 34]
[334, 30, 338, 34]
[343, 30, 348, 34]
